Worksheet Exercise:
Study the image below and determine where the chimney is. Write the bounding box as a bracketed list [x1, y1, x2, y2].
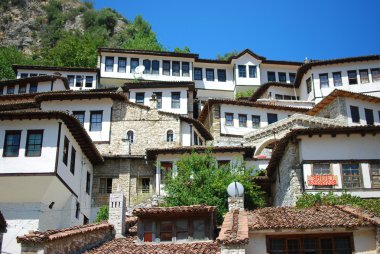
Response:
[108, 191, 126, 236]
[227, 181, 244, 212]
[150, 94, 157, 109]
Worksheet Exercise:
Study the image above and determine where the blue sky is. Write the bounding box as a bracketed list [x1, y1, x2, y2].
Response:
[93, 0, 380, 61]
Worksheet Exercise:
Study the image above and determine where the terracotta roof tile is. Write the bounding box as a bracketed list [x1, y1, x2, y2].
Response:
[250, 82, 297, 101]
[0, 211, 6, 233]
[217, 209, 249, 245]
[12, 64, 98, 73]
[133, 205, 216, 217]
[34, 91, 127, 102]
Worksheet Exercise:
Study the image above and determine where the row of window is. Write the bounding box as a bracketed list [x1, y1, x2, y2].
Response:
[274, 94, 299, 101]
[2, 130, 43, 157]
[72, 111, 103, 131]
[0, 83, 38, 95]
[194, 68, 227, 82]
[126, 129, 175, 144]
[135, 92, 181, 109]
[350, 105, 379, 125]
[100, 177, 151, 194]
[267, 71, 296, 83]
[225, 112, 279, 128]
[67, 75, 94, 88]
[238, 65, 257, 78]
[19, 73, 46, 78]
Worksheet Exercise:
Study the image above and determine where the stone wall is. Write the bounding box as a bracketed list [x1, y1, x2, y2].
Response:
[203, 104, 221, 143]
[221, 245, 246, 254]
[315, 96, 348, 124]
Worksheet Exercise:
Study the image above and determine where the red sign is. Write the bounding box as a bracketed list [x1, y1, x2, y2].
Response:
[307, 175, 337, 186]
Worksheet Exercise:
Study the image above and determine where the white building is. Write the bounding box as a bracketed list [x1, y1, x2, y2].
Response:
[0, 111, 103, 253]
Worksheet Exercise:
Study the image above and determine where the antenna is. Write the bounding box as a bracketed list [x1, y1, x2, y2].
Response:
[133, 65, 145, 79]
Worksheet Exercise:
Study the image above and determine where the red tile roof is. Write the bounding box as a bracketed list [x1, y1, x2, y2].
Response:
[133, 205, 216, 218]
[217, 209, 249, 246]
[249, 82, 297, 101]
[12, 64, 99, 73]
[0, 211, 6, 233]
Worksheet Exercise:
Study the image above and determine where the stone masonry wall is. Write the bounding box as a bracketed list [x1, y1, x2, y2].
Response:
[221, 245, 246, 254]
[203, 104, 221, 144]
[315, 97, 348, 124]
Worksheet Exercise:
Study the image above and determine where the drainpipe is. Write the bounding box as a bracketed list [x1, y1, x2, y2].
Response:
[311, 73, 316, 101]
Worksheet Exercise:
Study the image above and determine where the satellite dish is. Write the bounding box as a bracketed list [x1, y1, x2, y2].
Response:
[134, 65, 145, 74]
[227, 181, 244, 197]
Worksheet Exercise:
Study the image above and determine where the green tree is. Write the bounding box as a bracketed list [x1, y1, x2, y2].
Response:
[0, 46, 35, 80]
[235, 89, 255, 99]
[164, 151, 265, 224]
[217, 50, 239, 61]
[95, 205, 109, 222]
[174, 46, 191, 53]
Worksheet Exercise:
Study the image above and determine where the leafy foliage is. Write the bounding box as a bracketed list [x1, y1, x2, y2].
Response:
[0, 46, 36, 80]
[174, 46, 191, 53]
[296, 192, 380, 216]
[163, 151, 265, 224]
[95, 205, 109, 222]
[235, 89, 255, 99]
[217, 50, 239, 61]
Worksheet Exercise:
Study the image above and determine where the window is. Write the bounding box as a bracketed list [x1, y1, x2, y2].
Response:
[371, 68, 380, 82]
[7, 85, 15, 94]
[238, 114, 247, 127]
[342, 163, 361, 188]
[75, 202, 80, 219]
[267, 71, 276, 82]
[63, 137, 69, 165]
[313, 163, 330, 175]
[143, 59, 151, 74]
[225, 113, 233, 126]
[289, 73, 296, 83]
[365, 108, 374, 125]
[166, 130, 174, 142]
[67, 75, 75, 87]
[143, 221, 153, 242]
[18, 84, 27, 94]
[238, 65, 246, 78]
[30, 73, 38, 77]
[284, 95, 292, 100]
[83, 216, 89, 225]
[319, 73, 329, 88]
[217, 69, 226, 82]
[267, 113, 278, 124]
[193, 132, 199, 145]
[350, 106, 360, 123]
[333, 72, 342, 86]
[130, 58, 139, 73]
[90, 111, 103, 131]
[75, 76, 83, 87]
[278, 72, 286, 83]
[360, 69, 369, 83]
[105, 56, 114, 72]
[371, 163, 380, 188]
[347, 70, 358, 85]
[193, 220, 206, 240]
[100, 178, 113, 194]
[249, 66, 257, 78]
[194, 68, 203, 80]
[70, 147, 76, 174]
[176, 220, 188, 241]
[29, 83, 38, 93]
[3, 130, 21, 157]
[153, 92, 162, 109]
[20, 73, 28, 78]
[136, 92, 145, 104]
[85, 76, 93, 88]
[72, 111, 85, 125]
[25, 130, 43, 157]
[160, 221, 173, 241]
[182, 62, 190, 77]
[86, 171, 91, 194]
[252, 115, 260, 128]
[163, 60, 170, 75]
[206, 68, 214, 81]
[152, 60, 159, 75]
[306, 77, 312, 93]
[140, 178, 150, 193]
[0, 87, 3, 95]
[160, 162, 173, 183]
[275, 94, 284, 100]
[118, 57, 127, 73]
[172, 61, 180, 76]
[171, 92, 180, 108]
[127, 130, 134, 143]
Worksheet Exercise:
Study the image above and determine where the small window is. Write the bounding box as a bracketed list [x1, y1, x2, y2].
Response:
[371, 68, 380, 82]
[289, 73, 296, 83]
[30, 74, 38, 77]
[176, 220, 188, 241]
[130, 58, 139, 73]
[140, 178, 150, 193]
[29, 83, 38, 93]
[25, 130, 43, 157]
[350, 105, 360, 123]
[267, 113, 278, 124]
[143, 221, 153, 242]
[63, 137, 69, 165]
[275, 94, 284, 100]
[75, 76, 83, 88]
[284, 95, 291, 100]
[238, 65, 246, 78]
[172, 61, 180, 76]
[3, 130, 21, 157]
[249, 66, 257, 78]
[152, 60, 159, 75]
[127, 130, 134, 143]
[20, 73, 28, 78]
[278, 72, 286, 83]
[0, 87, 3, 95]
[72, 111, 85, 125]
[217, 69, 226, 82]
[7, 85, 15, 94]
[118, 57, 127, 73]
[136, 92, 145, 104]
[105, 56, 114, 72]
[67, 75, 75, 87]
[160, 221, 173, 242]
[365, 108, 374, 125]
[83, 216, 89, 225]
[193, 219, 206, 240]
[313, 163, 330, 175]
[75, 202, 80, 219]
[225, 113, 234, 126]
[163, 60, 170, 75]
[342, 163, 361, 188]
[267, 71, 276, 82]
[252, 115, 260, 128]
[166, 130, 174, 142]
[347, 70, 358, 85]
[238, 114, 247, 127]
[182, 62, 190, 77]
[160, 162, 173, 183]
[206, 68, 214, 81]
[371, 163, 380, 188]
[143, 59, 151, 74]
[90, 111, 103, 131]
[100, 178, 113, 194]
[360, 69, 369, 83]
[193, 132, 199, 145]
[152, 92, 162, 109]
[18, 84, 27, 94]
[194, 68, 203, 80]
[70, 147, 76, 174]
[306, 77, 312, 94]
[333, 72, 342, 86]
[171, 92, 180, 109]
[85, 76, 93, 88]
[319, 73, 329, 88]
[86, 171, 91, 194]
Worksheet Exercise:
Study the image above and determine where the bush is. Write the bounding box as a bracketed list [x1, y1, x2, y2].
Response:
[95, 205, 109, 222]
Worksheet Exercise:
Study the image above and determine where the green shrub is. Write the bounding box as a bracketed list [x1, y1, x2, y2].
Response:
[95, 205, 109, 222]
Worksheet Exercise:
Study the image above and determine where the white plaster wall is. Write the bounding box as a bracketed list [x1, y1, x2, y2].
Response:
[263, 85, 299, 99]
[0, 80, 64, 95]
[260, 64, 298, 84]
[179, 122, 205, 146]
[196, 89, 234, 100]
[353, 228, 377, 254]
[129, 87, 188, 115]
[344, 97, 380, 126]
[41, 99, 113, 142]
[247, 233, 266, 254]
[232, 53, 262, 87]
[193, 62, 234, 91]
